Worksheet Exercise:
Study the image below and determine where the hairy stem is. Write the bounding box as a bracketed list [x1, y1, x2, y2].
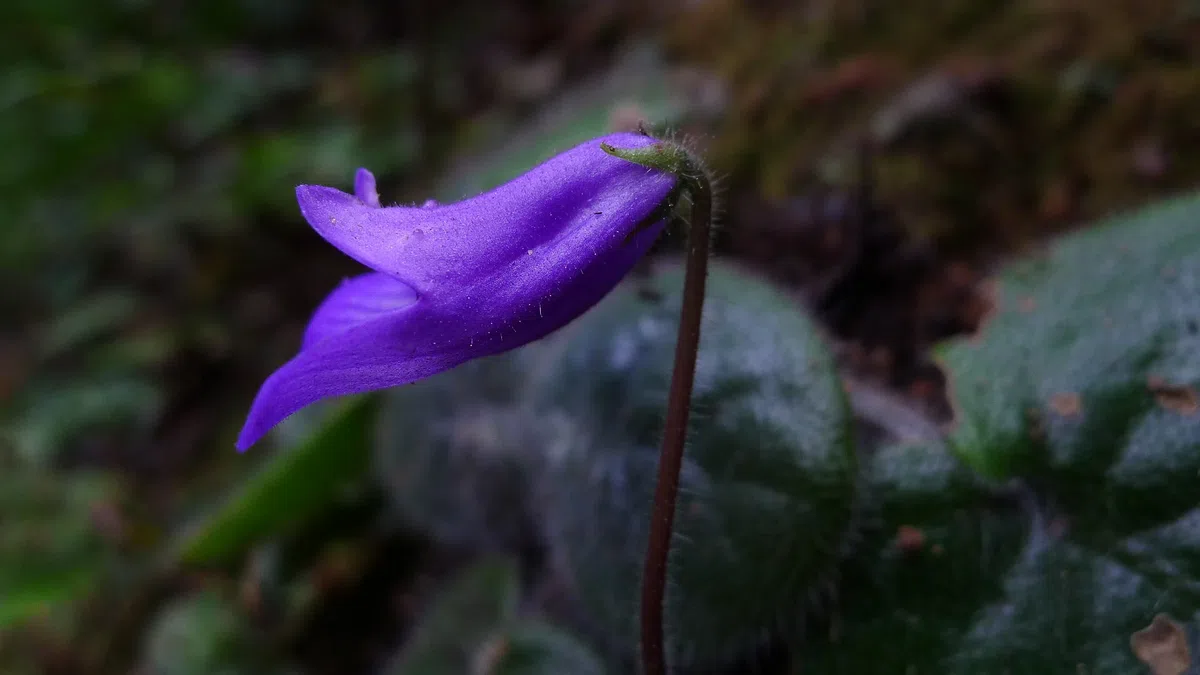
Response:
[641, 179, 712, 675]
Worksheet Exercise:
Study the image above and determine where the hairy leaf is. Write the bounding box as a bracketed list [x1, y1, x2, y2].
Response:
[535, 260, 859, 666]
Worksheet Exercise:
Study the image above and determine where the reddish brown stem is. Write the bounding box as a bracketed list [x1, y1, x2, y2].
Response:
[640, 181, 712, 675]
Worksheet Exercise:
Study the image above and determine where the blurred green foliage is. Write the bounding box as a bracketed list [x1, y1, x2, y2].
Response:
[0, 463, 121, 627]
[175, 397, 376, 566]
[140, 590, 274, 675]
[0, 0, 425, 474]
[381, 557, 605, 675]
[2, 0, 430, 669]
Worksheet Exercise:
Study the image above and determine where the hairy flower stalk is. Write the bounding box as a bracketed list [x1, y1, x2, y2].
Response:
[602, 139, 712, 675]
[237, 133, 677, 450]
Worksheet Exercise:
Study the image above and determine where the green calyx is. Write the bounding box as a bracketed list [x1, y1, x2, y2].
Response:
[600, 138, 711, 198]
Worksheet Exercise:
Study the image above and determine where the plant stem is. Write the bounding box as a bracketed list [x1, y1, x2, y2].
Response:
[640, 179, 712, 675]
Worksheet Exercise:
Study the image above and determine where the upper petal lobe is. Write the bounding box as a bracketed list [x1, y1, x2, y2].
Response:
[294, 133, 674, 294]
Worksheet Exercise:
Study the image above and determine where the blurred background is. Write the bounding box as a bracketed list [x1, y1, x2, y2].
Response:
[2, 0, 1199, 673]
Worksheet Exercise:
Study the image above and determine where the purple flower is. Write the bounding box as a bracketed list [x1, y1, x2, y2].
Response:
[237, 133, 676, 450]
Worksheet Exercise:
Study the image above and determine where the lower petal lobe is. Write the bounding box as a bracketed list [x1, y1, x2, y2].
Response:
[301, 272, 418, 349]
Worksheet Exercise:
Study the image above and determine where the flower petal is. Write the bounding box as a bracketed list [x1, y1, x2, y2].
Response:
[301, 272, 418, 349]
[354, 168, 380, 208]
[235, 302, 460, 451]
[241, 133, 679, 450]
[294, 133, 675, 294]
[236, 211, 667, 451]
[294, 185, 400, 275]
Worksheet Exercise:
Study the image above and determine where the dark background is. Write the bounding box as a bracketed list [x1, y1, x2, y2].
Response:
[2, 0, 1198, 673]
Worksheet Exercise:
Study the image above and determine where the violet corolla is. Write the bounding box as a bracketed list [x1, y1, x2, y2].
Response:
[236, 133, 677, 450]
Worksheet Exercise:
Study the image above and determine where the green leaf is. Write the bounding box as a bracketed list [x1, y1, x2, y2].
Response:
[173, 396, 377, 565]
[381, 557, 519, 675]
[937, 191, 1200, 486]
[805, 192, 1200, 672]
[864, 439, 987, 524]
[935, 190, 1200, 601]
[798, 439, 1028, 672]
[534, 260, 859, 666]
[800, 440, 1200, 674]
